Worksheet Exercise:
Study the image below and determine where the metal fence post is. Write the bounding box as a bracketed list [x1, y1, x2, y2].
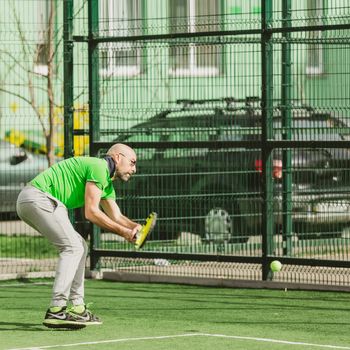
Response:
[63, 0, 74, 159]
[261, 0, 274, 280]
[63, 0, 75, 225]
[88, 0, 101, 270]
[281, 0, 293, 256]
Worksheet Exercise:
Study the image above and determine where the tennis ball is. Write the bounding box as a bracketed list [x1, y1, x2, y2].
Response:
[270, 260, 282, 272]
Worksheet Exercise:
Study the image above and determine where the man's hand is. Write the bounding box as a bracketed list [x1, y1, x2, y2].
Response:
[129, 226, 141, 242]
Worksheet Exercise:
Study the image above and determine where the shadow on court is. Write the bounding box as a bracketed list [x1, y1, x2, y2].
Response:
[0, 321, 81, 332]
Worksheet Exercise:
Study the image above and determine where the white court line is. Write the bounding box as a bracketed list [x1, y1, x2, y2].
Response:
[6, 333, 350, 350]
[5, 334, 200, 350]
[202, 333, 350, 350]
[0, 283, 52, 288]
[0, 282, 53, 288]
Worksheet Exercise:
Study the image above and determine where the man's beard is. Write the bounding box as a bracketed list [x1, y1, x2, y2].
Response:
[114, 170, 131, 182]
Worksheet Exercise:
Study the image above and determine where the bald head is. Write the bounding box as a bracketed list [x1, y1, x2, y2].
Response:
[107, 143, 136, 159]
[107, 143, 137, 181]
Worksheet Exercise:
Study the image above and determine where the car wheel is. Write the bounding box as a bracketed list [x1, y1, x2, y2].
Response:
[205, 207, 232, 242]
[203, 198, 250, 243]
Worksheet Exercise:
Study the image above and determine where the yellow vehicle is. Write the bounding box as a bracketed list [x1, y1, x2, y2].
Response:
[5, 104, 89, 158]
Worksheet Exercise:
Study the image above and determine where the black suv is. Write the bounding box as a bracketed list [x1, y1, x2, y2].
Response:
[112, 98, 350, 242]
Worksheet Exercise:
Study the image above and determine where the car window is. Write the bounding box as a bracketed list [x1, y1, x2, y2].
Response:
[10, 153, 28, 165]
[168, 128, 212, 142]
[216, 127, 243, 141]
[121, 131, 161, 143]
[273, 118, 347, 141]
[162, 128, 210, 158]
[0, 141, 27, 164]
[216, 125, 261, 141]
[293, 119, 343, 140]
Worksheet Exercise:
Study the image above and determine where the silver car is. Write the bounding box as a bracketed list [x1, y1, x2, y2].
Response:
[0, 140, 49, 214]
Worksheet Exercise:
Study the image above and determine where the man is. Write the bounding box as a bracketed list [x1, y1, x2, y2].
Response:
[16, 143, 141, 329]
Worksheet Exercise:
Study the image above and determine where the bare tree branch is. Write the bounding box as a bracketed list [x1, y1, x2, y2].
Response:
[10, 3, 32, 64]
[0, 87, 34, 107]
[0, 51, 30, 74]
[3, 0, 61, 166]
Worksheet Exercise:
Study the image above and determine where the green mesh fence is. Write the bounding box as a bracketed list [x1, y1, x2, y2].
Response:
[78, 0, 350, 288]
[0, 0, 65, 278]
[1, 0, 350, 289]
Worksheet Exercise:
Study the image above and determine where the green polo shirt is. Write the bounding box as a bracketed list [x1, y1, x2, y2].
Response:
[30, 157, 116, 209]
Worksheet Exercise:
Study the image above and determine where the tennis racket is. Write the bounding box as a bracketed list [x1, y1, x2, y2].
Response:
[135, 212, 157, 249]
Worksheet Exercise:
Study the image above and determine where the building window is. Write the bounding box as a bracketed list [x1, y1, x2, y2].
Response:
[34, 0, 51, 75]
[169, 0, 221, 77]
[99, 0, 142, 77]
[306, 0, 324, 76]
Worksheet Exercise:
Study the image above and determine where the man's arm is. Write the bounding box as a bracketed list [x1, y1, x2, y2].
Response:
[100, 199, 142, 231]
[84, 182, 137, 242]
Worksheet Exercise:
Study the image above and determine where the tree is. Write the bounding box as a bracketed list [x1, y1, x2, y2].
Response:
[0, 0, 61, 166]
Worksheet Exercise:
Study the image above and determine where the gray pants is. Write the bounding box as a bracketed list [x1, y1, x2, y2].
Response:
[16, 185, 88, 307]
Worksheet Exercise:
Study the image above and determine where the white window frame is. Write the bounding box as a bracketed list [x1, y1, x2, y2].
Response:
[169, 0, 220, 77]
[306, 0, 324, 76]
[34, 0, 51, 76]
[99, 0, 141, 78]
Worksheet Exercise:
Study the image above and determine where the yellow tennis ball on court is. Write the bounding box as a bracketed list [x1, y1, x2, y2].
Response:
[270, 260, 282, 272]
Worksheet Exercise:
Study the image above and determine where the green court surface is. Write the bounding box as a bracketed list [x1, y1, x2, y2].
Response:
[0, 279, 349, 350]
